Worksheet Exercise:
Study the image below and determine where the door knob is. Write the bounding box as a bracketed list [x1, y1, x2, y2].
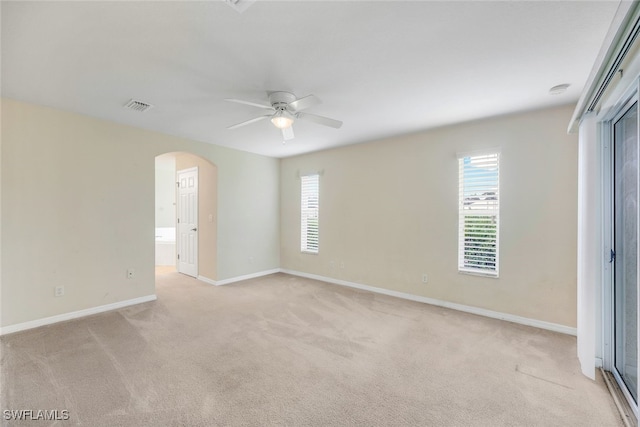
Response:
[191, 228, 197, 232]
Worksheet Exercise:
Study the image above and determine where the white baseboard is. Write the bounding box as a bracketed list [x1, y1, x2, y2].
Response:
[595, 357, 604, 368]
[0, 294, 157, 336]
[2, 270, 576, 337]
[281, 269, 577, 336]
[208, 268, 281, 286]
[197, 275, 217, 286]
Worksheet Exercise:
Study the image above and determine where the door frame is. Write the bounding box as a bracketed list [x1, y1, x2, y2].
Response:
[176, 166, 199, 277]
[602, 78, 640, 416]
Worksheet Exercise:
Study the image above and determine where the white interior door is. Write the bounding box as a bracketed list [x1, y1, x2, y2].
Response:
[177, 167, 198, 277]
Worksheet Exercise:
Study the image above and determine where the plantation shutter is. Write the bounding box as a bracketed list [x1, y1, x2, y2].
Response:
[458, 152, 500, 276]
[301, 174, 319, 253]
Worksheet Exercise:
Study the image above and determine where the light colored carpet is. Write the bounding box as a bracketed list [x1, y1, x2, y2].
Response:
[1, 271, 624, 426]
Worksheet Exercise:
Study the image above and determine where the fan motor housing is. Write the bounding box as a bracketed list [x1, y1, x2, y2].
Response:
[268, 91, 296, 108]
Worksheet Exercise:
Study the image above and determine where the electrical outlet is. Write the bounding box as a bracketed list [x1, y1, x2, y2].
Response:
[127, 268, 135, 279]
[422, 274, 428, 284]
[54, 286, 65, 297]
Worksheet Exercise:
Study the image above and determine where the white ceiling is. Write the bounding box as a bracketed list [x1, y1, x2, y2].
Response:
[1, 1, 621, 158]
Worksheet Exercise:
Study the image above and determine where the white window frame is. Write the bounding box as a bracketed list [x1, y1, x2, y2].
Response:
[301, 174, 319, 254]
[600, 80, 640, 416]
[457, 151, 500, 277]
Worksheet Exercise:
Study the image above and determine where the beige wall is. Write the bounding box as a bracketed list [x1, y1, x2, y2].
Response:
[281, 105, 578, 327]
[155, 156, 176, 228]
[0, 98, 578, 329]
[175, 152, 218, 281]
[1, 98, 280, 328]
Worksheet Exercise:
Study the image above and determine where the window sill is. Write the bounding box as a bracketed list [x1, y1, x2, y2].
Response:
[458, 269, 499, 279]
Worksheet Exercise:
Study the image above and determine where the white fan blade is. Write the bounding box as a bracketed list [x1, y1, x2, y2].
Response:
[227, 115, 271, 130]
[225, 98, 274, 110]
[297, 112, 343, 129]
[288, 95, 321, 112]
[282, 126, 295, 141]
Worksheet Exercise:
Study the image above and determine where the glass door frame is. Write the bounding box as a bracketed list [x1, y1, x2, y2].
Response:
[602, 79, 640, 417]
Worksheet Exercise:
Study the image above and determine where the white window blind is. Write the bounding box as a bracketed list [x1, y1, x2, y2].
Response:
[458, 152, 500, 276]
[301, 174, 319, 253]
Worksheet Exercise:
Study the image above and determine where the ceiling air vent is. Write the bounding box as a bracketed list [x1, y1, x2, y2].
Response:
[124, 99, 153, 112]
[223, 0, 256, 14]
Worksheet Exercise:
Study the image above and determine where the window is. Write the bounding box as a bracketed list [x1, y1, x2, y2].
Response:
[458, 152, 500, 276]
[301, 174, 319, 253]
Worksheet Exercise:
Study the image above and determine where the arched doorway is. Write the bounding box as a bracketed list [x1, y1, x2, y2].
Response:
[154, 152, 218, 283]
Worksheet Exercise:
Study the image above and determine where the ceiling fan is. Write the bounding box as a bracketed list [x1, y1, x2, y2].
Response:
[225, 91, 343, 141]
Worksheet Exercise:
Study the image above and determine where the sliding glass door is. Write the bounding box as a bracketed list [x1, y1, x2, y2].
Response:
[612, 99, 639, 407]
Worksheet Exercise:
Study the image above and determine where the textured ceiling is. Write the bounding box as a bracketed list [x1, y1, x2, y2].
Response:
[1, 1, 620, 158]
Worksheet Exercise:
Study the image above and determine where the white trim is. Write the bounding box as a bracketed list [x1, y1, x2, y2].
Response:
[197, 275, 217, 286]
[457, 152, 500, 277]
[212, 268, 281, 286]
[300, 173, 320, 254]
[569, 1, 639, 132]
[297, 169, 324, 178]
[596, 357, 604, 369]
[600, 79, 640, 416]
[458, 269, 499, 279]
[0, 295, 157, 336]
[456, 146, 501, 159]
[1, 271, 578, 337]
[577, 113, 602, 380]
[601, 115, 614, 373]
[281, 269, 577, 336]
[176, 166, 198, 174]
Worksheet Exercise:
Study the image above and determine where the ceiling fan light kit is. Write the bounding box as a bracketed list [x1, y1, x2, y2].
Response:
[225, 91, 343, 142]
[271, 109, 294, 129]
